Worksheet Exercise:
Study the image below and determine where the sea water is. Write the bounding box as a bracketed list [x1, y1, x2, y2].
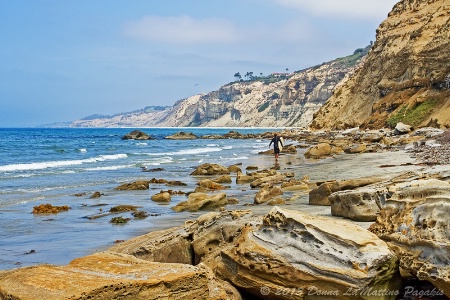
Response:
[0, 127, 280, 270]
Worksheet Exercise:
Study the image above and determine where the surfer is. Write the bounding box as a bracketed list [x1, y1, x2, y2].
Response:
[269, 133, 283, 161]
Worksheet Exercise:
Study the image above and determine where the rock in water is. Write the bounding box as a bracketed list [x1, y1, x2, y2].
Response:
[217, 207, 399, 299]
[121, 130, 153, 140]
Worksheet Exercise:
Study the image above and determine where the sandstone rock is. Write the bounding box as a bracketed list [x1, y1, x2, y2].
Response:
[236, 171, 254, 184]
[151, 191, 171, 202]
[197, 179, 225, 190]
[254, 186, 283, 204]
[227, 165, 242, 173]
[394, 122, 412, 135]
[110, 225, 195, 264]
[115, 180, 149, 190]
[250, 173, 285, 188]
[191, 163, 231, 176]
[192, 210, 260, 267]
[90, 191, 102, 198]
[0, 251, 241, 300]
[329, 188, 382, 222]
[172, 192, 228, 212]
[267, 197, 285, 205]
[369, 183, 450, 297]
[217, 207, 399, 299]
[309, 176, 387, 206]
[165, 131, 197, 139]
[343, 143, 367, 154]
[121, 130, 153, 140]
[309, 180, 340, 205]
[213, 175, 232, 184]
[304, 143, 331, 158]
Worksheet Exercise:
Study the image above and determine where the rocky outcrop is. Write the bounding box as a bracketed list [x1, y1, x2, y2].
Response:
[171, 192, 228, 212]
[191, 163, 231, 176]
[369, 181, 450, 297]
[121, 130, 153, 140]
[217, 207, 399, 299]
[311, 0, 450, 130]
[0, 251, 241, 300]
[329, 188, 382, 221]
[165, 131, 197, 139]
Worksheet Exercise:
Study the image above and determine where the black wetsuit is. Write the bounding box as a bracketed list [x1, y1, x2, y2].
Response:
[269, 136, 282, 154]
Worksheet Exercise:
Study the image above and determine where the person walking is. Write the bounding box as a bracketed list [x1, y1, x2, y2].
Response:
[269, 133, 283, 161]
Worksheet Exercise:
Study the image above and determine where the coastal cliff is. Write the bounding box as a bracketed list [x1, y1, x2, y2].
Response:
[69, 48, 368, 128]
[311, 0, 450, 130]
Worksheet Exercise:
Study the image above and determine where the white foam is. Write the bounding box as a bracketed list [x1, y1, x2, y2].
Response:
[78, 148, 87, 153]
[135, 142, 148, 146]
[0, 154, 128, 172]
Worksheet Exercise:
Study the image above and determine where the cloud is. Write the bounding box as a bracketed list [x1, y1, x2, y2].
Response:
[272, 0, 398, 20]
[123, 15, 238, 44]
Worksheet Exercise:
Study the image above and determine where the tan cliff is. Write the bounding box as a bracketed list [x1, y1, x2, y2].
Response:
[69, 48, 368, 128]
[311, 0, 450, 130]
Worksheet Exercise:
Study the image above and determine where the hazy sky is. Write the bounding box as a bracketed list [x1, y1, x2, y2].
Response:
[0, 0, 398, 127]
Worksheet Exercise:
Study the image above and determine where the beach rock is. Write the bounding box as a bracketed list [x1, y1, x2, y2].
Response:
[32, 203, 71, 214]
[394, 122, 412, 135]
[309, 180, 340, 205]
[304, 143, 331, 158]
[282, 144, 297, 153]
[329, 188, 382, 221]
[360, 130, 385, 143]
[110, 225, 195, 264]
[192, 210, 261, 268]
[227, 165, 242, 173]
[197, 179, 225, 190]
[0, 251, 241, 299]
[343, 143, 367, 154]
[151, 191, 171, 202]
[309, 176, 387, 206]
[171, 192, 228, 212]
[121, 130, 153, 140]
[165, 131, 197, 140]
[369, 183, 450, 297]
[254, 186, 283, 204]
[236, 171, 254, 184]
[267, 198, 285, 205]
[250, 173, 285, 188]
[191, 163, 230, 176]
[166, 180, 188, 186]
[217, 207, 399, 299]
[213, 175, 232, 184]
[90, 191, 102, 198]
[115, 180, 150, 190]
[281, 179, 309, 192]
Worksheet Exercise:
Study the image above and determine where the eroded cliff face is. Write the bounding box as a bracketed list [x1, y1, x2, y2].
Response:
[311, 0, 450, 130]
[69, 51, 366, 128]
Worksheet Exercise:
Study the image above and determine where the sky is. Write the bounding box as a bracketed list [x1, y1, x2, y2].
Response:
[0, 0, 399, 127]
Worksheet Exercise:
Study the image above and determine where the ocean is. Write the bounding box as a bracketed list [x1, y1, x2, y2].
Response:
[0, 127, 281, 270]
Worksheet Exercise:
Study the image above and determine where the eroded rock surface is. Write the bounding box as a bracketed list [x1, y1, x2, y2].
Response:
[217, 207, 399, 299]
[369, 182, 450, 297]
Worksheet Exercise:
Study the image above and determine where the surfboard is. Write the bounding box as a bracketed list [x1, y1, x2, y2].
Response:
[278, 137, 284, 152]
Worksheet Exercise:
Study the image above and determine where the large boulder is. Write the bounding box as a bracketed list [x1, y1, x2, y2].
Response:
[0, 251, 241, 300]
[304, 143, 331, 158]
[115, 180, 150, 190]
[329, 188, 382, 221]
[254, 186, 283, 204]
[151, 191, 172, 202]
[250, 173, 285, 188]
[191, 163, 231, 176]
[309, 176, 387, 206]
[369, 182, 450, 297]
[217, 207, 399, 299]
[171, 192, 228, 212]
